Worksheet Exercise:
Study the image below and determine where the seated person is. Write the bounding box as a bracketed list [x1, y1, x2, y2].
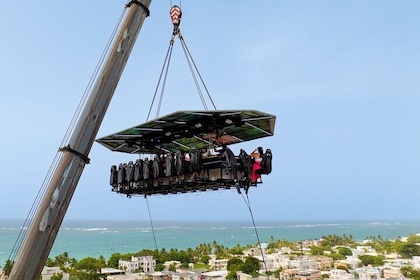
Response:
[250, 147, 264, 183]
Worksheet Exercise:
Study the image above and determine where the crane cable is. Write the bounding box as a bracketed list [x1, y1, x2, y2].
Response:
[146, 5, 217, 121]
[146, 37, 175, 121]
[7, 5, 129, 264]
[239, 191, 270, 279]
[145, 196, 159, 252]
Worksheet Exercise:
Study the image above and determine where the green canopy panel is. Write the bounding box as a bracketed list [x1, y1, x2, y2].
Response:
[95, 109, 276, 154]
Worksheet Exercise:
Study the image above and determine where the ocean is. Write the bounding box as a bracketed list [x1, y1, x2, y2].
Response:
[2, 219, 420, 267]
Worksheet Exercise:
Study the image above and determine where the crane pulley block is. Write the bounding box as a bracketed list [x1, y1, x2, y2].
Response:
[170, 5, 182, 35]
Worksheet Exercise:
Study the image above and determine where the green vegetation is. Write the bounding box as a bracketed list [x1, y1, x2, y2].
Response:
[226, 256, 260, 279]
[3, 233, 420, 278]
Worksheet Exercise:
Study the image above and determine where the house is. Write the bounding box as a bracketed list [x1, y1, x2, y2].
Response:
[289, 257, 318, 270]
[314, 256, 333, 270]
[164, 260, 181, 270]
[119, 256, 156, 273]
[280, 269, 321, 280]
[329, 269, 354, 280]
[237, 271, 252, 280]
[209, 255, 229, 271]
[201, 269, 228, 280]
[172, 271, 200, 280]
[353, 247, 378, 257]
[41, 266, 69, 280]
[383, 268, 404, 279]
[356, 266, 381, 280]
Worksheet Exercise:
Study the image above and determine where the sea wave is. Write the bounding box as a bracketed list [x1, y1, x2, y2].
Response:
[83, 228, 109, 232]
[284, 223, 345, 228]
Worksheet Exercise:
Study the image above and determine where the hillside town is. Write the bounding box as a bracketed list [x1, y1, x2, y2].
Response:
[3, 234, 420, 280]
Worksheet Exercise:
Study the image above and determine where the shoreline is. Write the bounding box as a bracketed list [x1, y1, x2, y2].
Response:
[2, 219, 420, 266]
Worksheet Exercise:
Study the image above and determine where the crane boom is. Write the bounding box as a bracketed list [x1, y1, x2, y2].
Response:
[8, 1, 152, 279]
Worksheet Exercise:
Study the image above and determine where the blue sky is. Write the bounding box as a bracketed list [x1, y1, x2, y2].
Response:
[0, 1, 419, 222]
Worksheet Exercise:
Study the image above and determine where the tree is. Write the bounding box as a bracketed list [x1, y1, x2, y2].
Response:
[230, 244, 244, 255]
[310, 246, 326, 256]
[201, 255, 210, 264]
[226, 270, 238, 280]
[108, 253, 122, 268]
[169, 263, 177, 272]
[54, 252, 70, 268]
[227, 258, 244, 271]
[400, 243, 420, 258]
[155, 263, 165, 271]
[3, 259, 13, 276]
[338, 247, 352, 256]
[359, 255, 383, 266]
[407, 234, 420, 244]
[242, 256, 260, 275]
[51, 272, 64, 280]
[273, 267, 283, 278]
[74, 257, 101, 273]
[401, 266, 420, 280]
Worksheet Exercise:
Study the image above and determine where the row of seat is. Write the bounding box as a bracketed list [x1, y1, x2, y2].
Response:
[109, 146, 266, 187]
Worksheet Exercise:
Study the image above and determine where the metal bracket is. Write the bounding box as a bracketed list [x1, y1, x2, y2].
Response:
[126, 0, 150, 17]
[59, 145, 91, 164]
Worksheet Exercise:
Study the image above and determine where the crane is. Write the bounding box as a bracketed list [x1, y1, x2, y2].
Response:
[8, 1, 152, 279]
[7, 1, 276, 278]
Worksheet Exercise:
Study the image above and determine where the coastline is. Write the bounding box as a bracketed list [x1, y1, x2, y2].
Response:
[2, 219, 420, 266]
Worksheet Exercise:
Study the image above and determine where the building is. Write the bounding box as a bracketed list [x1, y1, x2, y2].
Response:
[383, 268, 404, 279]
[314, 256, 333, 271]
[289, 257, 318, 270]
[353, 247, 378, 257]
[281, 269, 321, 280]
[163, 260, 181, 270]
[329, 269, 354, 280]
[201, 270, 228, 280]
[41, 266, 70, 280]
[209, 255, 229, 271]
[119, 256, 156, 273]
[356, 266, 381, 280]
[237, 271, 252, 280]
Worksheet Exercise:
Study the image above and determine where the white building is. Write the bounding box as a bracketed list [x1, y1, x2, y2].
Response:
[209, 255, 229, 271]
[163, 260, 181, 270]
[411, 256, 420, 268]
[172, 271, 200, 280]
[41, 266, 70, 280]
[356, 266, 381, 280]
[119, 256, 156, 273]
[353, 246, 378, 257]
[342, 256, 360, 269]
[237, 271, 252, 280]
[201, 269, 228, 280]
[289, 257, 318, 270]
[329, 269, 354, 280]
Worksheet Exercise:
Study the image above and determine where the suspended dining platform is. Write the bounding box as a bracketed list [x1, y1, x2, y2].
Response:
[96, 109, 276, 197]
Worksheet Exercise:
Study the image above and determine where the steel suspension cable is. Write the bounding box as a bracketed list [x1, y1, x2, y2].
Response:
[8, 5, 128, 264]
[240, 191, 270, 279]
[145, 196, 159, 252]
[178, 35, 217, 110]
[146, 37, 175, 121]
[156, 40, 175, 119]
[178, 34, 208, 110]
[148, 4, 217, 119]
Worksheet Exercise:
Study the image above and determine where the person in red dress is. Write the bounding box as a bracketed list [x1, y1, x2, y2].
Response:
[250, 147, 264, 183]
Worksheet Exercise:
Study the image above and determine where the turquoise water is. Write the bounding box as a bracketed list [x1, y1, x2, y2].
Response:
[2, 219, 420, 266]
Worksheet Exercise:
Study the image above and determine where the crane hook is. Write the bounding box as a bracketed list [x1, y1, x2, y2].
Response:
[170, 5, 182, 35]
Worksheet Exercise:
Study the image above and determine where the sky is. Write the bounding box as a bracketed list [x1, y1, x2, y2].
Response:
[0, 1, 419, 222]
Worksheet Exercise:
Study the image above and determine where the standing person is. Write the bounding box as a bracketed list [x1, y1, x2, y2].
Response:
[250, 147, 264, 183]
